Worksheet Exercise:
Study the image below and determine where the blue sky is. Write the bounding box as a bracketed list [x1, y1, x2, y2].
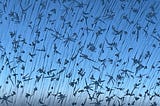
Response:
[0, 0, 160, 106]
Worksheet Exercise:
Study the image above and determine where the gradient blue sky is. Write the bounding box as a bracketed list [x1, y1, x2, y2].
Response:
[0, 0, 160, 106]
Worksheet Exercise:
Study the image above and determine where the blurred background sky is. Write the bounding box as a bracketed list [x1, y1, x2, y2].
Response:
[0, 0, 160, 106]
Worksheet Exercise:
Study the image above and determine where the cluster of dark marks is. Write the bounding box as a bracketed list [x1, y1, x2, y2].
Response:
[0, 0, 160, 106]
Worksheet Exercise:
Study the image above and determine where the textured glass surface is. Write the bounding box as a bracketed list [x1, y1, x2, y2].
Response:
[0, 0, 160, 106]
